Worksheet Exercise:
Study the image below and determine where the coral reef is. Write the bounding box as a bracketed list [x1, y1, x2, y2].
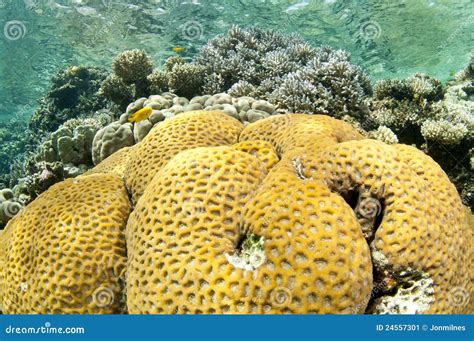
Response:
[92, 122, 134, 165]
[112, 49, 153, 85]
[240, 114, 471, 314]
[367, 126, 398, 145]
[2, 113, 470, 314]
[101, 27, 371, 117]
[0, 188, 25, 228]
[19, 116, 110, 199]
[0, 120, 32, 188]
[28, 66, 110, 139]
[0, 174, 131, 313]
[194, 26, 372, 116]
[455, 51, 473, 81]
[92, 92, 278, 166]
[367, 70, 473, 208]
[124, 110, 244, 202]
[99, 49, 154, 111]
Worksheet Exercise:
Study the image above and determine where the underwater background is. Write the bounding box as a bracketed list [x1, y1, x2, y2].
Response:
[1, 0, 473, 118]
[0, 0, 473, 316]
[0, 0, 472, 215]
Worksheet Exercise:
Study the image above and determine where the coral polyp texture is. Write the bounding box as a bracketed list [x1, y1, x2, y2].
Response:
[124, 110, 244, 202]
[0, 112, 471, 314]
[0, 174, 131, 313]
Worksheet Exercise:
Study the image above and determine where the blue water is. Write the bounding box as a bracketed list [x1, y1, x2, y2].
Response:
[0, 0, 473, 120]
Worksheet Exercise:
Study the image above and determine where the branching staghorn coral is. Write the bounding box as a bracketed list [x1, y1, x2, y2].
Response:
[100, 27, 371, 117]
[193, 26, 372, 116]
[271, 49, 372, 117]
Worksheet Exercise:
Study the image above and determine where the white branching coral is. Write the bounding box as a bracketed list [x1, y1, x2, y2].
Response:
[367, 126, 399, 145]
[421, 119, 468, 145]
[194, 26, 372, 116]
[373, 73, 443, 103]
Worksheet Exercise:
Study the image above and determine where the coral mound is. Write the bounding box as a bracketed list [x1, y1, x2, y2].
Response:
[0, 174, 130, 313]
[124, 110, 244, 202]
[1, 112, 471, 314]
[285, 140, 471, 313]
[239, 114, 363, 155]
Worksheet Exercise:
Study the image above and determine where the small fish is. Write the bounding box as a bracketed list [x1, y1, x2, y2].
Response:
[172, 46, 185, 53]
[128, 107, 152, 123]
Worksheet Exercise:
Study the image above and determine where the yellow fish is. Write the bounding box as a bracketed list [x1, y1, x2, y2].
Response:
[128, 107, 152, 123]
[172, 46, 185, 53]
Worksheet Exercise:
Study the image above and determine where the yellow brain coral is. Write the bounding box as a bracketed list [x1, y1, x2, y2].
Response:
[232, 140, 279, 171]
[239, 114, 363, 156]
[124, 110, 243, 202]
[1, 112, 471, 315]
[83, 145, 136, 178]
[288, 139, 472, 313]
[0, 174, 131, 314]
[126, 146, 268, 313]
[126, 145, 371, 313]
